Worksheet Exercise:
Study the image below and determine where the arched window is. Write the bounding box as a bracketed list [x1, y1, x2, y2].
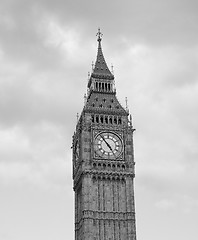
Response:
[105, 116, 108, 124]
[102, 82, 104, 91]
[100, 115, 103, 123]
[122, 164, 125, 170]
[114, 117, 117, 124]
[109, 117, 112, 124]
[93, 163, 96, 168]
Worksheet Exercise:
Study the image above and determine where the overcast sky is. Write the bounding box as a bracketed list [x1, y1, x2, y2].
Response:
[0, 0, 198, 239]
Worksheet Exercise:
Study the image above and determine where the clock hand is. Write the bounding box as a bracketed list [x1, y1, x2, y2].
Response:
[100, 134, 117, 158]
[100, 135, 117, 158]
[101, 135, 113, 151]
[110, 148, 117, 158]
[106, 141, 113, 151]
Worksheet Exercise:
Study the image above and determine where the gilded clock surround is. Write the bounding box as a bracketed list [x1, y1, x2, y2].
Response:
[93, 130, 124, 160]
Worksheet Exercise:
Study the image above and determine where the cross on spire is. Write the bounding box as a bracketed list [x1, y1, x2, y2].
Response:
[96, 28, 103, 42]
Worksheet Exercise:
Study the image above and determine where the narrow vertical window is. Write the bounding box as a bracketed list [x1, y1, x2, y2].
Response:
[100, 115, 104, 123]
[108, 83, 110, 91]
[105, 83, 107, 92]
[114, 117, 117, 124]
[102, 82, 104, 91]
[109, 117, 112, 124]
[105, 116, 108, 124]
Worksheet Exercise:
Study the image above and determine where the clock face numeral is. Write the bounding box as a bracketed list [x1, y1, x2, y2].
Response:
[94, 132, 123, 159]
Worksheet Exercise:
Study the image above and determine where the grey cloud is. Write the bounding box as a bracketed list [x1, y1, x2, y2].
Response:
[0, 1, 198, 239]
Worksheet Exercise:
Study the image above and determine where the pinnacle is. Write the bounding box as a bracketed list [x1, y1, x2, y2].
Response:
[91, 30, 114, 80]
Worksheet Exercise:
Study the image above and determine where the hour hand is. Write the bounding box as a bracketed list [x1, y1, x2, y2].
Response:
[101, 135, 112, 150]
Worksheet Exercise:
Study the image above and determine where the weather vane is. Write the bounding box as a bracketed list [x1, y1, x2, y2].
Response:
[96, 28, 103, 41]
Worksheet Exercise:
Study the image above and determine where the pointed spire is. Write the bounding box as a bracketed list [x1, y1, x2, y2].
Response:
[91, 28, 114, 80]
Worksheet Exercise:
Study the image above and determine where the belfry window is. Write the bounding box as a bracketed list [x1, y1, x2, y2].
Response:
[100, 116, 104, 123]
[105, 116, 108, 124]
[109, 117, 112, 124]
[105, 83, 107, 91]
[102, 83, 104, 91]
[91, 114, 122, 125]
[108, 83, 111, 91]
[99, 82, 101, 91]
[114, 117, 117, 124]
[96, 115, 99, 123]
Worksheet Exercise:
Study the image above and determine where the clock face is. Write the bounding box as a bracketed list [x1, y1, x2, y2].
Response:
[94, 132, 123, 159]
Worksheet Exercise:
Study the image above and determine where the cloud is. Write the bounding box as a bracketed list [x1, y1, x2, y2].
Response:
[42, 19, 80, 59]
[108, 44, 198, 203]
[0, 142, 70, 189]
[0, 127, 30, 161]
[0, 1, 198, 240]
[155, 195, 198, 213]
[156, 199, 176, 210]
[0, 121, 72, 190]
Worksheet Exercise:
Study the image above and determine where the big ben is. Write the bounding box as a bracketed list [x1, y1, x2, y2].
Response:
[72, 29, 137, 240]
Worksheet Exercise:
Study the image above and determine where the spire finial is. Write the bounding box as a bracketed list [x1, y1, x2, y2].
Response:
[96, 28, 103, 42]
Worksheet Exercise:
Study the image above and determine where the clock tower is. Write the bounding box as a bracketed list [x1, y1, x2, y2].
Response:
[72, 29, 137, 240]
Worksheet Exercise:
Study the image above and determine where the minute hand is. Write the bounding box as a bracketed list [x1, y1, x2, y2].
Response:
[101, 135, 113, 151]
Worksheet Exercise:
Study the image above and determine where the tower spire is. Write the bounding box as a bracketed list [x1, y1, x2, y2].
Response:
[91, 28, 114, 80]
